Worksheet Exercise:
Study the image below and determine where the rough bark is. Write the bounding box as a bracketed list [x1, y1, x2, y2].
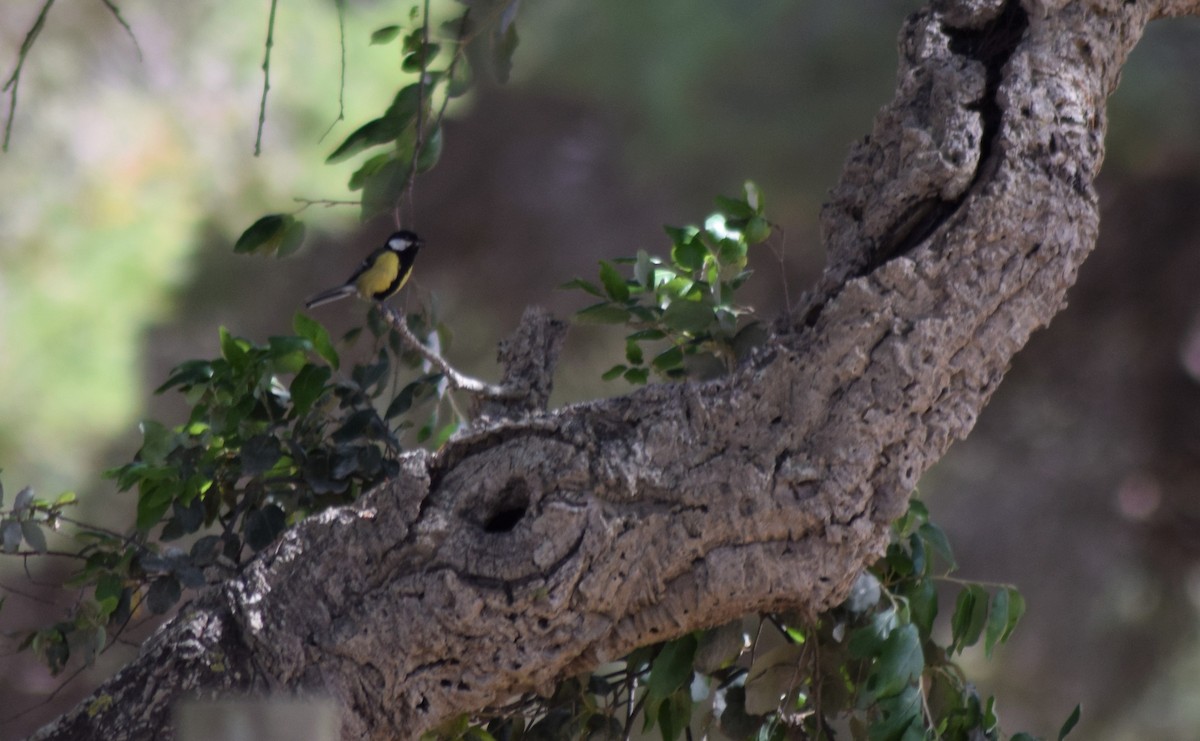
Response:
[31, 1, 1200, 739]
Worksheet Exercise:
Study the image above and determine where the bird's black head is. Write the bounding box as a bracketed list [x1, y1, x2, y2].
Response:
[386, 230, 422, 254]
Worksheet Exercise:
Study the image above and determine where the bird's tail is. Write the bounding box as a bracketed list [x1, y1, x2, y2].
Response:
[304, 284, 356, 309]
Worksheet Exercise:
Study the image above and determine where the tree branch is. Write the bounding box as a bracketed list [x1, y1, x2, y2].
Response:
[31, 1, 1199, 739]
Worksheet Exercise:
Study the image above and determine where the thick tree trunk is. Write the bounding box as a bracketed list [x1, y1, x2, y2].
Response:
[31, 1, 1200, 739]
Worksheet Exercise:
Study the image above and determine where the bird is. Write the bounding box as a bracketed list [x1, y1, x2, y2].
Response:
[304, 230, 422, 309]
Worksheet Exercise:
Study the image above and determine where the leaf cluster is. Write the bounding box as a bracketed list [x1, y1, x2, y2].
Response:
[426, 499, 1075, 741]
[1, 308, 460, 675]
[427, 188, 1077, 739]
[234, 0, 524, 249]
[565, 182, 772, 384]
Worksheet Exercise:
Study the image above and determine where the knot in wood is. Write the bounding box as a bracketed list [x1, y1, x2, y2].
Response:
[433, 437, 591, 586]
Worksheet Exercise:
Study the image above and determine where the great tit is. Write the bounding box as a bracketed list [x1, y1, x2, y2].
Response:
[305, 230, 422, 309]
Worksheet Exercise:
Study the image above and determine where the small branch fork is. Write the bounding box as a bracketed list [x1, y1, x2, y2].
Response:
[379, 305, 518, 400]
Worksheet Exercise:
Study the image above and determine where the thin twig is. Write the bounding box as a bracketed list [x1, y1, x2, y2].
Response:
[2, 0, 56, 152]
[380, 306, 516, 399]
[97, 0, 143, 60]
[0, 579, 59, 606]
[318, 0, 347, 143]
[10, 550, 86, 560]
[398, 0, 433, 229]
[254, 0, 279, 156]
[292, 197, 361, 211]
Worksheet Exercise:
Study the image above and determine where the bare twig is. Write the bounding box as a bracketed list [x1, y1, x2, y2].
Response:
[97, 0, 143, 60]
[398, 0, 434, 229]
[379, 305, 516, 399]
[318, 0, 347, 143]
[254, 0, 279, 156]
[2, 0, 57, 152]
[293, 197, 361, 212]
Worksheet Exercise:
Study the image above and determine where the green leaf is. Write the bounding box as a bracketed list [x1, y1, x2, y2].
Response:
[136, 483, 175, 531]
[268, 335, 310, 371]
[95, 573, 123, 616]
[646, 636, 697, 714]
[21, 522, 47, 553]
[385, 83, 424, 121]
[234, 214, 294, 255]
[601, 364, 627, 382]
[464, 726, 497, 741]
[657, 688, 692, 741]
[559, 278, 605, 298]
[870, 624, 923, 700]
[715, 237, 748, 270]
[627, 328, 667, 341]
[402, 43, 442, 72]
[624, 340, 644, 366]
[327, 116, 409, 165]
[671, 236, 707, 272]
[598, 260, 630, 302]
[290, 364, 332, 415]
[918, 521, 956, 571]
[414, 125, 443, 173]
[492, 20, 519, 84]
[245, 505, 288, 551]
[715, 194, 755, 220]
[361, 158, 409, 222]
[146, 575, 182, 614]
[652, 346, 684, 372]
[663, 224, 699, 246]
[349, 152, 394, 192]
[13, 486, 34, 513]
[662, 300, 714, 335]
[905, 577, 938, 638]
[870, 685, 924, 741]
[1, 520, 20, 553]
[984, 587, 1009, 658]
[1058, 705, 1082, 740]
[745, 216, 771, 244]
[623, 367, 651, 383]
[293, 313, 340, 370]
[849, 608, 899, 659]
[634, 249, 655, 287]
[447, 57, 472, 98]
[743, 181, 762, 212]
[575, 303, 631, 325]
[951, 584, 990, 653]
[1003, 588, 1026, 642]
[277, 217, 306, 258]
[155, 359, 213, 393]
[218, 326, 246, 366]
[370, 25, 401, 45]
[240, 435, 281, 477]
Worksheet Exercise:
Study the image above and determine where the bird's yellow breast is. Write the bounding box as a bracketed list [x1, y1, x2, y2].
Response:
[355, 251, 402, 298]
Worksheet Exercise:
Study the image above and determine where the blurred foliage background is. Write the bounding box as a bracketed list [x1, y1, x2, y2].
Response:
[0, 0, 1198, 738]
